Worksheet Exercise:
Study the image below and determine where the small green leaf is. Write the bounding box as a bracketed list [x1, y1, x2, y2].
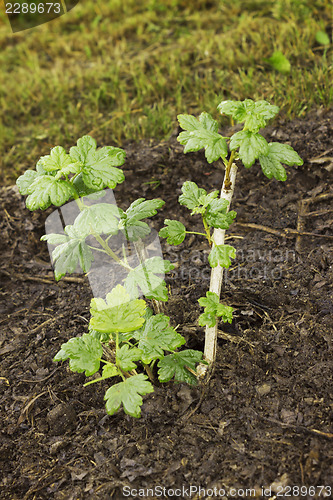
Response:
[208, 245, 236, 268]
[104, 373, 154, 417]
[218, 99, 279, 132]
[74, 203, 121, 237]
[54, 333, 102, 376]
[84, 363, 120, 386]
[118, 198, 165, 241]
[179, 181, 207, 210]
[259, 142, 303, 181]
[42, 226, 93, 280]
[159, 220, 186, 245]
[39, 146, 74, 173]
[70, 136, 125, 190]
[158, 350, 203, 385]
[16, 170, 40, 195]
[230, 130, 269, 168]
[124, 257, 174, 301]
[199, 292, 234, 326]
[266, 51, 291, 74]
[177, 112, 228, 162]
[205, 199, 237, 229]
[25, 176, 75, 211]
[117, 345, 142, 371]
[90, 285, 146, 333]
[315, 30, 330, 46]
[198, 292, 234, 327]
[132, 314, 186, 364]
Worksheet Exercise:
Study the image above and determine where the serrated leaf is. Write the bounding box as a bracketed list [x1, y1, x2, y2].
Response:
[179, 181, 207, 210]
[84, 363, 120, 386]
[208, 245, 236, 268]
[25, 176, 75, 210]
[259, 142, 303, 181]
[72, 173, 106, 198]
[205, 199, 237, 229]
[54, 333, 102, 376]
[70, 136, 125, 190]
[39, 146, 74, 172]
[218, 99, 279, 132]
[198, 292, 233, 327]
[117, 345, 142, 371]
[89, 285, 146, 333]
[118, 198, 164, 241]
[124, 257, 174, 301]
[230, 130, 268, 168]
[266, 51, 291, 74]
[42, 226, 93, 280]
[159, 220, 186, 245]
[157, 350, 203, 385]
[104, 373, 154, 417]
[74, 203, 121, 237]
[315, 30, 330, 46]
[132, 314, 186, 364]
[177, 112, 228, 162]
[16, 170, 40, 195]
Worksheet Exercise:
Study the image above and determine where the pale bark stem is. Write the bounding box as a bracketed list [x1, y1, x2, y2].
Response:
[197, 163, 238, 377]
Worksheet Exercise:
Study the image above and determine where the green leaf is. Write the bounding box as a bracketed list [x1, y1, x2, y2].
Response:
[177, 112, 228, 162]
[54, 333, 102, 376]
[132, 314, 185, 364]
[74, 203, 121, 237]
[230, 130, 268, 168]
[39, 146, 74, 173]
[259, 142, 303, 181]
[104, 373, 154, 417]
[118, 198, 165, 241]
[72, 173, 106, 198]
[16, 170, 40, 195]
[218, 99, 279, 132]
[179, 181, 207, 210]
[205, 199, 237, 229]
[117, 344, 142, 371]
[89, 285, 146, 333]
[70, 135, 125, 190]
[157, 350, 203, 385]
[208, 245, 236, 268]
[198, 292, 233, 327]
[41, 226, 93, 280]
[266, 51, 291, 74]
[84, 363, 120, 386]
[315, 30, 330, 46]
[159, 220, 186, 245]
[25, 176, 75, 211]
[124, 257, 174, 301]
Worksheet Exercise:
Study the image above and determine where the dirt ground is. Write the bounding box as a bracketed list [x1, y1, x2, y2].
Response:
[0, 109, 332, 499]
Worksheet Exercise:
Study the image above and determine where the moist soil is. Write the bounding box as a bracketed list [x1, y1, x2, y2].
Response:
[1, 109, 332, 500]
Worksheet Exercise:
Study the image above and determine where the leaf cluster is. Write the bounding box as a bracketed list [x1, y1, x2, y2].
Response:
[178, 99, 303, 181]
[17, 136, 126, 210]
[54, 285, 203, 417]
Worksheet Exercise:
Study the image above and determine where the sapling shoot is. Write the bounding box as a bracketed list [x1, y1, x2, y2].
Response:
[160, 99, 303, 375]
[17, 135, 204, 418]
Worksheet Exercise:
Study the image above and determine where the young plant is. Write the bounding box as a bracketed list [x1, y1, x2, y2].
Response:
[17, 135, 204, 418]
[159, 99, 303, 375]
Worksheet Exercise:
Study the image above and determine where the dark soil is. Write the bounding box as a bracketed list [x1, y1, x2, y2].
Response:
[1, 109, 332, 500]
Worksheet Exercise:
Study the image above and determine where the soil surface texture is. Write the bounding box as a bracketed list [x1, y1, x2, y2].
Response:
[1, 109, 333, 499]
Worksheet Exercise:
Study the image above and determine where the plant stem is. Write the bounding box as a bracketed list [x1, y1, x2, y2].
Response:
[92, 231, 132, 272]
[202, 217, 212, 245]
[197, 162, 238, 377]
[186, 231, 207, 237]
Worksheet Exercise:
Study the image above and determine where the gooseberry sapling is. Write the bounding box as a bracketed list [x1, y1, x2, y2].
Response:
[160, 99, 303, 375]
[17, 135, 204, 418]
